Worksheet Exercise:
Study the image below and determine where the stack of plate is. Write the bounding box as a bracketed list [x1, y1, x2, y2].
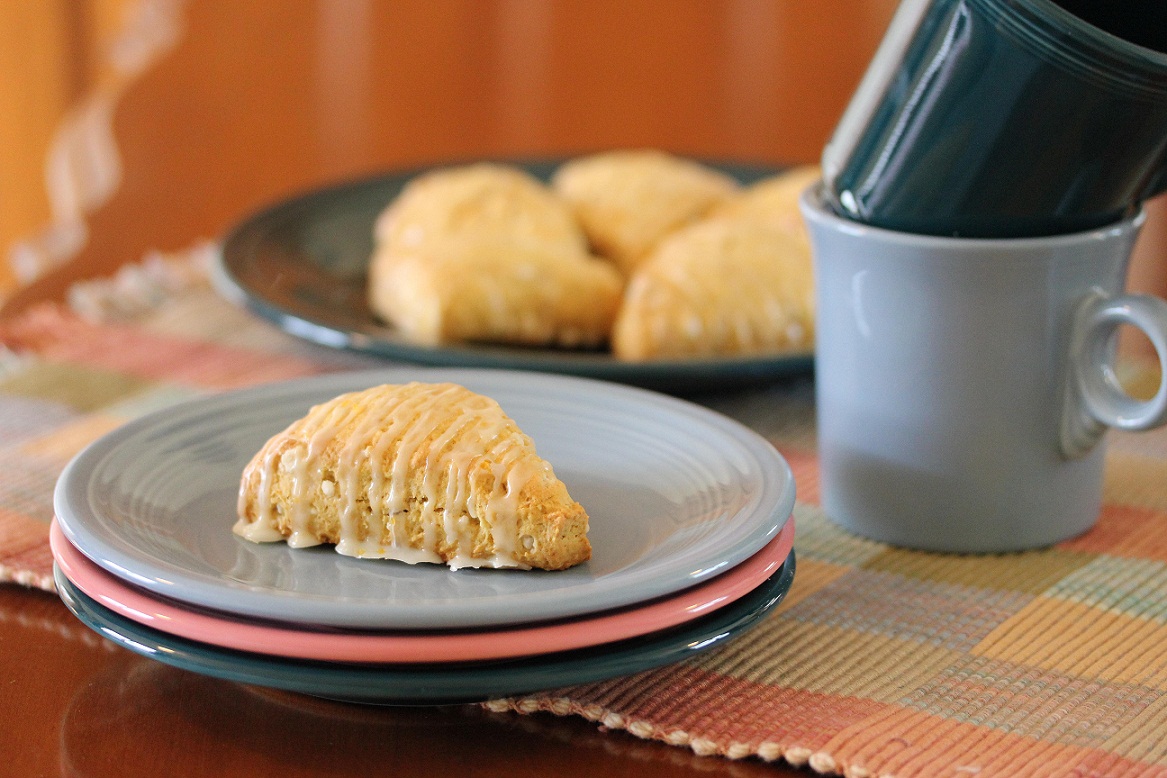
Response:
[51, 368, 797, 705]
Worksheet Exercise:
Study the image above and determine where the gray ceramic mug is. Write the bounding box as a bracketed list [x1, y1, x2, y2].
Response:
[800, 183, 1167, 552]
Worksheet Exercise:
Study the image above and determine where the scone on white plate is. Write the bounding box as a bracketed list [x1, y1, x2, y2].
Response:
[234, 382, 592, 571]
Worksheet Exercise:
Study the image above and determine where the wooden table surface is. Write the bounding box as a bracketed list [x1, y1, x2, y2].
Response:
[0, 584, 803, 778]
[0, 2, 903, 775]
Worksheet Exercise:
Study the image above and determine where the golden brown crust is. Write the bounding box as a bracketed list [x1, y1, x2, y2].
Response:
[366, 162, 620, 350]
[611, 219, 814, 361]
[551, 150, 739, 275]
[235, 382, 591, 571]
[364, 155, 818, 362]
[367, 237, 623, 348]
[374, 162, 588, 256]
[707, 164, 820, 237]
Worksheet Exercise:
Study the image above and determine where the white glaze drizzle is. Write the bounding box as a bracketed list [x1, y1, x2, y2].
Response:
[234, 383, 541, 569]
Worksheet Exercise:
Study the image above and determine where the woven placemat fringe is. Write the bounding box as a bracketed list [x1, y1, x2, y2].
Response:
[66, 241, 216, 323]
[484, 695, 826, 772]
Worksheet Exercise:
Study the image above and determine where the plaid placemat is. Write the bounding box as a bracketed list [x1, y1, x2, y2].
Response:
[2, 264, 1166, 777]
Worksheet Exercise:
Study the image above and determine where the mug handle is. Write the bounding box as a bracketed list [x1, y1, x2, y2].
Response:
[1061, 290, 1167, 458]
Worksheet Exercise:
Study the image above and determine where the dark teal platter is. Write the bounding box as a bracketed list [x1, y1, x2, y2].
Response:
[214, 160, 813, 393]
[56, 551, 794, 706]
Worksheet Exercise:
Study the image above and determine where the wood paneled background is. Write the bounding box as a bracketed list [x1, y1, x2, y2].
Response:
[0, 0, 138, 294]
[0, 1, 1163, 310]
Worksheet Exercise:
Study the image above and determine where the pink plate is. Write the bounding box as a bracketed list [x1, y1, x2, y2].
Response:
[51, 518, 794, 664]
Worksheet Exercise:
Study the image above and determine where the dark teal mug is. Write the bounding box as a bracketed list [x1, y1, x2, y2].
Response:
[822, 0, 1167, 237]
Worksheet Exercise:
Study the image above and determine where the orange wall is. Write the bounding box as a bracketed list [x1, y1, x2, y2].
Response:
[1, 1, 1162, 309]
[0, 2, 80, 294]
[0, 0, 132, 298]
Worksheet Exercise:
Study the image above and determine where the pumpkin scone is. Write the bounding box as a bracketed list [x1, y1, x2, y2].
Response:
[367, 162, 619, 348]
[373, 162, 588, 256]
[368, 237, 623, 348]
[551, 150, 739, 276]
[612, 219, 814, 361]
[234, 382, 592, 571]
[708, 164, 821, 240]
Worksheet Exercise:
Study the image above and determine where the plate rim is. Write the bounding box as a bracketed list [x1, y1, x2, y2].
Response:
[54, 550, 797, 705]
[50, 517, 795, 663]
[54, 367, 796, 629]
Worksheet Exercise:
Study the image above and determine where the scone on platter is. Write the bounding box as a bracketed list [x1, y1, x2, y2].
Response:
[551, 150, 740, 276]
[612, 219, 814, 361]
[367, 162, 620, 349]
[368, 236, 623, 348]
[234, 382, 591, 571]
[374, 162, 587, 257]
[708, 165, 820, 241]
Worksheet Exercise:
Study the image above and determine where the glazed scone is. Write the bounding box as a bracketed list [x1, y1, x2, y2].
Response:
[551, 150, 739, 275]
[368, 237, 623, 347]
[234, 382, 591, 571]
[612, 219, 814, 361]
[374, 162, 588, 256]
[709, 165, 820, 240]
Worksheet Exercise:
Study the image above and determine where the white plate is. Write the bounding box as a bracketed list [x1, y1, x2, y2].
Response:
[54, 368, 794, 629]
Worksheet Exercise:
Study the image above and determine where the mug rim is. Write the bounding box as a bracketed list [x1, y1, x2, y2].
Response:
[980, 0, 1167, 99]
[799, 182, 1146, 249]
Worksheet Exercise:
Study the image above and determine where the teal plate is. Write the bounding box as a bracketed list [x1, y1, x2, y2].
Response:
[213, 159, 813, 393]
[55, 551, 794, 706]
